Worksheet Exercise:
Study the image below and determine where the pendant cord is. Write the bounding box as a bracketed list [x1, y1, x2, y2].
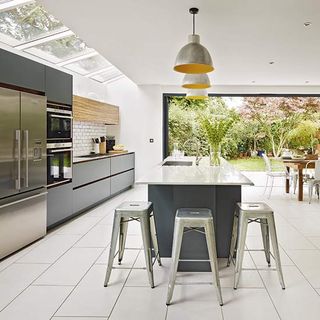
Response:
[192, 13, 195, 35]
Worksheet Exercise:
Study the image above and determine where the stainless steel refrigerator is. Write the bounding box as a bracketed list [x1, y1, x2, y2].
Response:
[0, 87, 47, 259]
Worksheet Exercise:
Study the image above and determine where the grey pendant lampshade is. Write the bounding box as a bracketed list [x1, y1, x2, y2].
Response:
[182, 73, 211, 89]
[174, 8, 214, 74]
[186, 89, 208, 100]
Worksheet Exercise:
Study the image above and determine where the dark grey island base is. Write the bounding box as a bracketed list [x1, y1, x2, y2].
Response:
[149, 184, 241, 271]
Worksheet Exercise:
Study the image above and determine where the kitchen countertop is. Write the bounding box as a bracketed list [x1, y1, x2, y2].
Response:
[73, 151, 134, 164]
[137, 156, 254, 186]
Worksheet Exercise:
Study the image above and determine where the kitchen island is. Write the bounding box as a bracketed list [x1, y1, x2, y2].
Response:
[137, 157, 253, 271]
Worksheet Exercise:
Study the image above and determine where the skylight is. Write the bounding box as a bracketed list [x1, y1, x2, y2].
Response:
[0, 2, 66, 46]
[25, 34, 94, 63]
[64, 54, 111, 76]
[91, 67, 123, 83]
[0, 0, 124, 84]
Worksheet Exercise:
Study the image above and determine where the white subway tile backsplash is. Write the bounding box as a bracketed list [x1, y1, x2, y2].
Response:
[73, 121, 108, 156]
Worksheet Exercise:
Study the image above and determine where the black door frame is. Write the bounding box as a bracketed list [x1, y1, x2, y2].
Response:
[162, 93, 320, 159]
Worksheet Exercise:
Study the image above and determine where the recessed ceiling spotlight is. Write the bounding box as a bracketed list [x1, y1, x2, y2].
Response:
[269, 61, 275, 65]
[251, 81, 256, 83]
[304, 21, 312, 27]
[305, 80, 310, 83]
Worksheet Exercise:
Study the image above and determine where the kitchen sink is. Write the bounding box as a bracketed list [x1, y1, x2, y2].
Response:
[162, 161, 193, 166]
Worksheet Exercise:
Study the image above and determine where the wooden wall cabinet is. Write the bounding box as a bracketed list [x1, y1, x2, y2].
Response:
[73, 95, 119, 124]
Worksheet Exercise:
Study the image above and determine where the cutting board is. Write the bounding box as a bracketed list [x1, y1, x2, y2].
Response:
[108, 150, 128, 154]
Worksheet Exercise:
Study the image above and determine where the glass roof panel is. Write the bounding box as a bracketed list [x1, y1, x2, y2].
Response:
[91, 67, 123, 83]
[64, 54, 111, 75]
[0, 2, 65, 46]
[24, 34, 94, 63]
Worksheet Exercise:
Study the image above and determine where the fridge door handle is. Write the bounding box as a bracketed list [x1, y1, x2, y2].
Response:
[15, 129, 21, 190]
[24, 129, 29, 188]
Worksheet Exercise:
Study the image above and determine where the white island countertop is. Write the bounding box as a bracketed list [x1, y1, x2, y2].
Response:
[137, 156, 254, 186]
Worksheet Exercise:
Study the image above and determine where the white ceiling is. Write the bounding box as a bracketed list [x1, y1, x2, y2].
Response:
[38, 0, 320, 86]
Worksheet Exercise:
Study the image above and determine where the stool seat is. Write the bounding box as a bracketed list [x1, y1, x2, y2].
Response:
[166, 208, 223, 306]
[176, 208, 212, 220]
[115, 201, 153, 215]
[236, 202, 273, 213]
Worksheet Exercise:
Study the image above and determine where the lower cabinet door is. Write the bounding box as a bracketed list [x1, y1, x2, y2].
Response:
[47, 183, 73, 228]
[111, 170, 134, 195]
[73, 178, 111, 213]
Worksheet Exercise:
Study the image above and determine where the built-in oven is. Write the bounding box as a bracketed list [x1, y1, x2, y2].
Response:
[47, 142, 72, 187]
[47, 103, 72, 141]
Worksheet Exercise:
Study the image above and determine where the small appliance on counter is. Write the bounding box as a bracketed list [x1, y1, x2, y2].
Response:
[106, 136, 115, 152]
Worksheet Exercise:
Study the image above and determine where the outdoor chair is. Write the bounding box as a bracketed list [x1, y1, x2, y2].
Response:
[262, 153, 288, 198]
[305, 160, 320, 203]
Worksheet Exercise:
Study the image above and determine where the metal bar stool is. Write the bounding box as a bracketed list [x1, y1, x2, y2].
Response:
[228, 202, 285, 290]
[166, 208, 223, 306]
[104, 201, 161, 288]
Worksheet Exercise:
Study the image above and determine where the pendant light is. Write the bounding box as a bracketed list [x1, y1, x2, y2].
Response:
[182, 73, 211, 89]
[186, 89, 208, 100]
[174, 8, 213, 74]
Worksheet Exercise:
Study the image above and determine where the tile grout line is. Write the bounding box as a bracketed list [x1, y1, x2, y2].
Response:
[49, 193, 133, 320]
[105, 249, 143, 320]
[246, 249, 282, 320]
[278, 243, 320, 296]
[48, 244, 120, 320]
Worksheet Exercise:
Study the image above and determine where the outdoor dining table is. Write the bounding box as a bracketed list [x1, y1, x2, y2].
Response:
[282, 159, 315, 201]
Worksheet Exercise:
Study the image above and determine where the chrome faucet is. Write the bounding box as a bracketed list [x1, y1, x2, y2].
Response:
[183, 138, 202, 166]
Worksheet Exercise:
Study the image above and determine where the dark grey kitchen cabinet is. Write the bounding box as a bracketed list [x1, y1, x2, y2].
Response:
[47, 183, 73, 228]
[111, 170, 134, 195]
[73, 158, 111, 188]
[0, 49, 45, 92]
[45, 66, 73, 106]
[111, 153, 135, 175]
[73, 178, 111, 213]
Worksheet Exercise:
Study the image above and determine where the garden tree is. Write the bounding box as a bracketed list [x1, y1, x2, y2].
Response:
[288, 120, 319, 152]
[239, 97, 320, 157]
[168, 100, 194, 153]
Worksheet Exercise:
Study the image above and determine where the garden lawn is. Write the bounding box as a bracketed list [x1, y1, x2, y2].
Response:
[229, 157, 285, 172]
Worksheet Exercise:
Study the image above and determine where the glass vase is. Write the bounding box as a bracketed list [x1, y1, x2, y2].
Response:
[210, 144, 221, 166]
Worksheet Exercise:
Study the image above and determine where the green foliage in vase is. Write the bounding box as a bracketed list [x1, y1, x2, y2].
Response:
[200, 114, 235, 149]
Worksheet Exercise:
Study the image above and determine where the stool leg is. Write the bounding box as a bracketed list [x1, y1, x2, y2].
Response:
[227, 211, 238, 267]
[234, 213, 248, 289]
[118, 217, 128, 264]
[205, 219, 223, 306]
[104, 214, 121, 287]
[150, 213, 162, 266]
[260, 218, 271, 267]
[140, 214, 155, 288]
[267, 214, 285, 289]
[166, 219, 184, 305]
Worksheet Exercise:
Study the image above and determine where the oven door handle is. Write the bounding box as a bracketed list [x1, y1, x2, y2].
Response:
[49, 114, 73, 119]
[48, 148, 73, 153]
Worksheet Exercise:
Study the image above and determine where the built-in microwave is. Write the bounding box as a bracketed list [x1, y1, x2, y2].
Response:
[47, 142, 72, 187]
[47, 103, 72, 141]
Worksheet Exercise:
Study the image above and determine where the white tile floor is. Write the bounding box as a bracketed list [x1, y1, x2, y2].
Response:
[1, 174, 320, 320]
